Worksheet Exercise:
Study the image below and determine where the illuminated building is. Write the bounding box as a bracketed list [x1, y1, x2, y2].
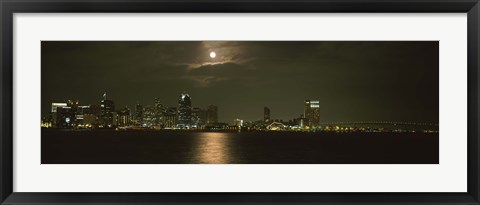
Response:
[51, 102, 67, 128]
[154, 98, 165, 126]
[192, 107, 206, 127]
[304, 100, 320, 127]
[55, 100, 77, 128]
[264, 107, 271, 122]
[73, 105, 101, 128]
[134, 102, 143, 126]
[177, 93, 192, 128]
[88, 104, 101, 127]
[75, 105, 90, 124]
[206, 105, 218, 125]
[100, 93, 115, 128]
[53, 100, 79, 128]
[142, 106, 156, 127]
[89, 104, 101, 116]
[267, 122, 287, 131]
[294, 114, 309, 129]
[67, 100, 79, 107]
[112, 112, 119, 126]
[82, 114, 97, 128]
[51, 102, 67, 113]
[163, 107, 177, 128]
[117, 106, 131, 126]
[205, 122, 228, 131]
[234, 118, 243, 127]
[56, 106, 74, 128]
[41, 115, 53, 128]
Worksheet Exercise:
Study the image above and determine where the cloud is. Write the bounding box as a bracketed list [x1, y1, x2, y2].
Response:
[182, 62, 256, 87]
[182, 75, 229, 87]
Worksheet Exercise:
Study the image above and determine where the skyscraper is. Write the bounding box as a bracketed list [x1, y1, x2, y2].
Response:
[192, 107, 206, 127]
[264, 107, 271, 122]
[100, 93, 115, 128]
[142, 105, 156, 127]
[117, 106, 131, 126]
[177, 92, 192, 128]
[134, 102, 143, 126]
[163, 107, 177, 128]
[75, 105, 91, 125]
[56, 106, 74, 128]
[53, 100, 78, 128]
[206, 105, 218, 124]
[154, 98, 165, 126]
[51, 102, 67, 128]
[304, 100, 320, 128]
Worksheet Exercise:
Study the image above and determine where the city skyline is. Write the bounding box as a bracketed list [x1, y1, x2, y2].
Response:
[43, 91, 325, 129]
[43, 91, 438, 132]
[42, 41, 439, 123]
[46, 92, 328, 123]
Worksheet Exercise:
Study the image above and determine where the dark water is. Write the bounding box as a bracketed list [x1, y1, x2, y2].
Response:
[41, 129, 439, 164]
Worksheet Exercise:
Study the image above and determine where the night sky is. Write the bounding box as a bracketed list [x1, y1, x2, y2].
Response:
[41, 41, 439, 123]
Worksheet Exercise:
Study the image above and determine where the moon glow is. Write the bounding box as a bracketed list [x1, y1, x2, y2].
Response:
[210, 51, 216, 59]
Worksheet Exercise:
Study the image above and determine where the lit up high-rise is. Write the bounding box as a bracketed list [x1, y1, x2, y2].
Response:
[177, 92, 192, 128]
[154, 98, 165, 126]
[134, 102, 143, 126]
[117, 106, 131, 126]
[51, 102, 67, 128]
[264, 107, 271, 122]
[100, 93, 115, 128]
[206, 105, 218, 125]
[163, 107, 177, 129]
[304, 100, 320, 128]
[192, 107, 206, 127]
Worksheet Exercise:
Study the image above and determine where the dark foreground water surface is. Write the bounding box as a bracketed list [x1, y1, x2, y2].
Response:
[42, 129, 439, 164]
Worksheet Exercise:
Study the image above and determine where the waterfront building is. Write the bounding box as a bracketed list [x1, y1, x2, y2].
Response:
[142, 105, 156, 127]
[154, 98, 165, 126]
[134, 102, 143, 126]
[264, 107, 271, 122]
[205, 122, 228, 131]
[73, 105, 93, 127]
[112, 112, 119, 127]
[206, 105, 218, 125]
[75, 105, 90, 123]
[234, 118, 243, 127]
[82, 114, 97, 128]
[55, 106, 72, 128]
[51, 102, 67, 128]
[41, 115, 53, 128]
[177, 93, 192, 128]
[117, 106, 131, 126]
[192, 107, 206, 128]
[54, 100, 79, 128]
[267, 122, 287, 131]
[294, 114, 309, 129]
[55, 104, 76, 128]
[100, 93, 115, 128]
[163, 107, 177, 129]
[304, 100, 320, 128]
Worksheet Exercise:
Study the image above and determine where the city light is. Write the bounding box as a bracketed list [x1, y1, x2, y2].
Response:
[41, 92, 438, 133]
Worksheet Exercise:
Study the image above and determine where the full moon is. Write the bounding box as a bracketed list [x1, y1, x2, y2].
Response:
[210, 51, 216, 58]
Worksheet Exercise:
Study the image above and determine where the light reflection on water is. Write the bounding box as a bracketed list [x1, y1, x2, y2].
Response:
[193, 132, 231, 164]
[43, 130, 439, 164]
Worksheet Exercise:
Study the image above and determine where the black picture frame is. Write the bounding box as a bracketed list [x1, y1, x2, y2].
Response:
[1, 0, 479, 204]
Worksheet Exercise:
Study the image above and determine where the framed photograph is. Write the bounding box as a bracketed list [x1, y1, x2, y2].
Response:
[1, 0, 479, 204]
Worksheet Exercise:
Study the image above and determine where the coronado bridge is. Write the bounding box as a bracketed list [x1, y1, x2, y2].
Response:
[319, 121, 439, 132]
